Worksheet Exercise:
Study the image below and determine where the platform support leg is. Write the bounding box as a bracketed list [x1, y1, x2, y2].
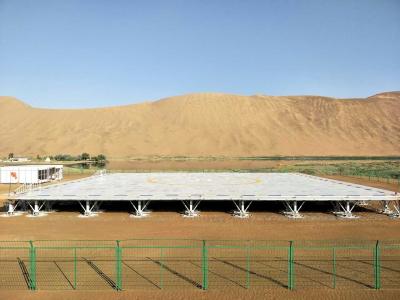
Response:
[335, 200, 358, 219]
[8, 203, 14, 215]
[233, 200, 252, 218]
[130, 200, 150, 218]
[283, 201, 304, 218]
[27, 200, 45, 216]
[182, 200, 200, 217]
[34, 201, 39, 215]
[389, 201, 400, 218]
[381, 201, 393, 215]
[86, 200, 90, 216]
[7, 201, 18, 216]
[78, 200, 98, 216]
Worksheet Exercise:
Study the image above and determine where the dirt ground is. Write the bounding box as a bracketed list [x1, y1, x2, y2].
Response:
[1, 174, 399, 299]
[0, 289, 399, 300]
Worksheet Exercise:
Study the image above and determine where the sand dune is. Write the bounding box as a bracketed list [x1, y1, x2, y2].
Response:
[0, 92, 399, 157]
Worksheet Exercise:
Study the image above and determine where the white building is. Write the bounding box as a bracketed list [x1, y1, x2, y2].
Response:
[8, 157, 30, 162]
[0, 165, 63, 184]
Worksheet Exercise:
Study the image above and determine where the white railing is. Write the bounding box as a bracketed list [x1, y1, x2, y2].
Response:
[14, 182, 42, 195]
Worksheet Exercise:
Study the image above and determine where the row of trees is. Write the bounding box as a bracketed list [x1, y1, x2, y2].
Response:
[36, 153, 107, 162]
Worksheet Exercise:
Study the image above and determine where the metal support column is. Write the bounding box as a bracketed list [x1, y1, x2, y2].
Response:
[182, 200, 201, 217]
[233, 200, 252, 218]
[130, 200, 150, 218]
[334, 200, 358, 218]
[27, 200, 45, 216]
[283, 201, 304, 218]
[78, 200, 98, 217]
[381, 200, 393, 215]
[390, 200, 400, 218]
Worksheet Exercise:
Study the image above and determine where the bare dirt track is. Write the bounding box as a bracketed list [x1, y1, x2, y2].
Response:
[1, 289, 399, 300]
[1, 92, 399, 157]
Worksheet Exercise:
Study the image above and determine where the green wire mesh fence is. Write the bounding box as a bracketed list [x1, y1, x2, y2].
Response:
[0, 240, 399, 291]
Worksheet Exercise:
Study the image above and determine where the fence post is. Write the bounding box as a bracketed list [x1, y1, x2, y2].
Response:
[332, 247, 336, 289]
[29, 240, 36, 290]
[374, 240, 381, 289]
[202, 240, 208, 290]
[288, 241, 294, 290]
[159, 248, 164, 289]
[115, 240, 122, 290]
[73, 247, 77, 289]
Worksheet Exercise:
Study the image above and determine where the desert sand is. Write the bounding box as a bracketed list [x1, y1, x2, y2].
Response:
[0, 92, 399, 157]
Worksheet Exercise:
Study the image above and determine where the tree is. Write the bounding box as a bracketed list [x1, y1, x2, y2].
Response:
[81, 153, 90, 160]
[8, 153, 14, 159]
[95, 154, 106, 162]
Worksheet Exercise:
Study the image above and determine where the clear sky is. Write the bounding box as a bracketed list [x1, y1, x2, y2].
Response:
[0, 0, 399, 108]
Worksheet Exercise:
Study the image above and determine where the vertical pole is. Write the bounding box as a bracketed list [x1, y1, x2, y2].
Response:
[246, 245, 250, 289]
[291, 241, 295, 290]
[288, 241, 294, 290]
[8, 202, 14, 215]
[374, 240, 381, 289]
[34, 201, 39, 215]
[138, 201, 142, 215]
[202, 240, 208, 290]
[29, 241, 36, 290]
[287, 241, 290, 290]
[73, 247, 77, 290]
[332, 247, 336, 289]
[85, 201, 90, 215]
[115, 240, 122, 290]
[159, 248, 164, 289]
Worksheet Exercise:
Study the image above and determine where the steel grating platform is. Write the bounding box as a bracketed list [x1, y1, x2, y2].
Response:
[6, 172, 399, 218]
[9, 172, 398, 201]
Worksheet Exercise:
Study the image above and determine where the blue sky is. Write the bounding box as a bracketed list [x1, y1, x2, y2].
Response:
[0, 0, 399, 108]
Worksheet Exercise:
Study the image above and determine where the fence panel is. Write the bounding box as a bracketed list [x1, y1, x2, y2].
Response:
[33, 240, 117, 290]
[380, 241, 400, 289]
[206, 240, 289, 289]
[294, 247, 334, 289]
[0, 242, 31, 289]
[120, 239, 202, 290]
[35, 247, 117, 290]
[1, 239, 399, 291]
[334, 246, 375, 289]
[35, 247, 75, 290]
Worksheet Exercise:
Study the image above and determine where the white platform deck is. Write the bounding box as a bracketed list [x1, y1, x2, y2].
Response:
[10, 172, 399, 202]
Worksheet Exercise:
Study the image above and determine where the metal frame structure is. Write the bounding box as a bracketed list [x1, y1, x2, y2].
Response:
[5, 172, 399, 218]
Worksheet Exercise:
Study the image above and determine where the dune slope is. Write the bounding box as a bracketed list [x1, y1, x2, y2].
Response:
[0, 92, 399, 157]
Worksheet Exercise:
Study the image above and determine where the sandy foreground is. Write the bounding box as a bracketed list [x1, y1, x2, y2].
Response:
[0, 289, 399, 300]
